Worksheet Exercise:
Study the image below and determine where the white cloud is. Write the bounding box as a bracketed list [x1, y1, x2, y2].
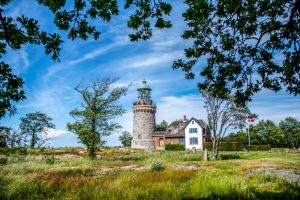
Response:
[45, 129, 71, 138]
[69, 36, 129, 64]
[156, 95, 207, 123]
[2, 48, 30, 73]
[121, 50, 183, 69]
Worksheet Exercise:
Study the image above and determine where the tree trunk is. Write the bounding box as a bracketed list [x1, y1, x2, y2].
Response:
[88, 147, 96, 159]
[31, 132, 35, 148]
[212, 138, 219, 160]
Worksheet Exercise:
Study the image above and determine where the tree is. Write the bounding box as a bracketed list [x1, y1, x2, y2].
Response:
[0, 63, 25, 118]
[19, 112, 55, 148]
[0, 126, 8, 147]
[119, 131, 132, 147]
[67, 77, 129, 159]
[0, 0, 171, 117]
[0, 126, 25, 147]
[155, 120, 168, 131]
[173, 0, 300, 105]
[251, 120, 286, 148]
[2, 1, 299, 115]
[223, 131, 248, 145]
[202, 90, 255, 159]
[279, 117, 300, 148]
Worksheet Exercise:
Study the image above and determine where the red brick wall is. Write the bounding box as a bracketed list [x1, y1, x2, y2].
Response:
[165, 138, 179, 145]
[153, 136, 165, 148]
[153, 137, 184, 149]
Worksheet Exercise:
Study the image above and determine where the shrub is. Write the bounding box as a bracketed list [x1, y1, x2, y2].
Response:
[245, 145, 271, 151]
[165, 144, 185, 151]
[204, 142, 244, 151]
[44, 155, 56, 165]
[150, 160, 164, 171]
[220, 154, 241, 160]
[9, 155, 26, 163]
[0, 147, 27, 155]
[0, 155, 8, 165]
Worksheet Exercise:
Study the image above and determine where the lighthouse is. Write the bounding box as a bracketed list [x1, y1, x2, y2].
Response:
[131, 80, 156, 149]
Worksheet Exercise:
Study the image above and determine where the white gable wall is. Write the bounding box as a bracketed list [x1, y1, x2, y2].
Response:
[184, 120, 203, 150]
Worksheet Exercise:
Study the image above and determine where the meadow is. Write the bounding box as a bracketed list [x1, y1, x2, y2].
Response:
[0, 148, 299, 200]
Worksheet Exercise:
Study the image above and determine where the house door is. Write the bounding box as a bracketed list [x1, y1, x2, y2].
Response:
[159, 138, 164, 147]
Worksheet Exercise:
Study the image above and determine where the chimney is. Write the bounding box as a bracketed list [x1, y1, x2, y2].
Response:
[183, 115, 187, 121]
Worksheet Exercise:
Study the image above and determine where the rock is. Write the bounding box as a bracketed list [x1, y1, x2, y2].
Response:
[64, 154, 78, 159]
[101, 168, 113, 171]
[96, 155, 102, 159]
[119, 148, 129, 152]
[171, 164, 198, 170]
[78, 150, 87, 155]
[244, 168, 300, 186]
[119, 165, 145, 170]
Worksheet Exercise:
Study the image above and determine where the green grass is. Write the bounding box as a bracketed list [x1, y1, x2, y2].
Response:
[0, 148, 299, 199]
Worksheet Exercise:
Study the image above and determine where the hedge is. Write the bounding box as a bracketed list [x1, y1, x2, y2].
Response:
[245, 145, 271, 151]
[165, 144, 185, 151]
[203, 143, 271, 151]
[203, 142, 244, 151]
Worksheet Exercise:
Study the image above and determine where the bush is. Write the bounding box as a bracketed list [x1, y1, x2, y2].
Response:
[165, 144, 185, 151]
[9, 155, 26, 163]
[43, 155, 56, 165]
[245, 145, 271, 151]
[150, 160, 164, 171]
[0, 155, 8, 165]
[0, 147, 27, 155]
[203, 142, 244, 151]
[220, 154, 241, 160]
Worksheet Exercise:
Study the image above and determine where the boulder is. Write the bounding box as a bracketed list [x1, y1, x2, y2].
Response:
[78, 150, 87, 155]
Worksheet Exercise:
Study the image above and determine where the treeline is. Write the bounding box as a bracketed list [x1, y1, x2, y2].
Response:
[223, 117, 300, 148]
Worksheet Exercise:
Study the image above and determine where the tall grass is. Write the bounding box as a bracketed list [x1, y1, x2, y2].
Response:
[0, 148, 299, 199]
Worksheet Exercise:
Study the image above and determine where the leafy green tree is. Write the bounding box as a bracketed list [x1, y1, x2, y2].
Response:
[119, 131, 132, 147]
[223, 131, 248, 145]
[0, 0, 171, 116]
[251, 120, 285, 148]
[19, 112, 55, 148]
[279, 117, 300, 148]
[0, 126, 25, 147]
[67, 77, 129, 159]
[2, 0, 299, 115]
[0, 63, 25, 118]
[155, 120, 168, 131]
[173, 0, 300, 105]
[203, 90, 255, 159]
[0, 126, 8, 147]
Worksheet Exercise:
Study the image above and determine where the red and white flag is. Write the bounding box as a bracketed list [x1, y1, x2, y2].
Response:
[248, 117, 255, 123]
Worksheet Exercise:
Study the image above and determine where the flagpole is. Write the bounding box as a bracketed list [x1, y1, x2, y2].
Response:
[248, 122, 251, 146]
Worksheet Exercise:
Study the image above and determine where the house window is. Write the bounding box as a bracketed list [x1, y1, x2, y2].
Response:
[170, 139, 173, 144]
[190, 137, 198, 145]
[189, 128, 198, 133]
[192, 121, 194, 124]
[179, 138, 185, 144]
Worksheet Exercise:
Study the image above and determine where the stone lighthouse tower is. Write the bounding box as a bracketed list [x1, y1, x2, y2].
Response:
[131, 80, 156, 149]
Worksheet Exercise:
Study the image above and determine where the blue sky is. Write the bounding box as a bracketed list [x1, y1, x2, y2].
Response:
[1, 0, 300, 147]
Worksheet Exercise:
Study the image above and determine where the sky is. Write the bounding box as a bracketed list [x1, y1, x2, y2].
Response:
[1, 0, 300, 147]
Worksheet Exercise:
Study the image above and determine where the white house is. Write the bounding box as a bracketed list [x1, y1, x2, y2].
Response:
[153, 116, 210, 150]
[184, 117, 207, 150]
